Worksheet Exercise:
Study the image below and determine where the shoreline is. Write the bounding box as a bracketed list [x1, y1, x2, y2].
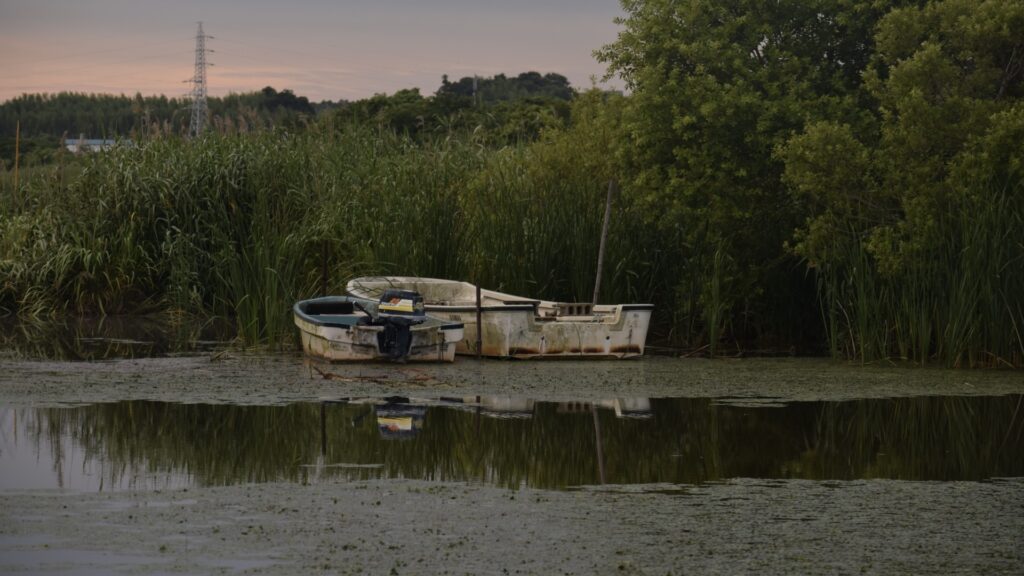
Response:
[1, 355, 1022, 408]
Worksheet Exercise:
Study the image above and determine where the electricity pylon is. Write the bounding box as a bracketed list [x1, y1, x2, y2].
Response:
[187, 22, 213, 137]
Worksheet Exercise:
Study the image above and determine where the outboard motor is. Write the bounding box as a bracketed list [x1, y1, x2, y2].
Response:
[375, 289, 426, 360]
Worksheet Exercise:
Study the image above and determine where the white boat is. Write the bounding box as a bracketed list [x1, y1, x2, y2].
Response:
[293, 293, 464, 363]
[346, 277, 653, 359]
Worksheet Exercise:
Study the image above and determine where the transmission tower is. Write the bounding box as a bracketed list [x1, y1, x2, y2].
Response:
[187, 22, 213, 137]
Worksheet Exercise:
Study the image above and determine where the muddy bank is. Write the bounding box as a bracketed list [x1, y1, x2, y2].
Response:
[2, 478, 1022, 575]
[1, 355, 1022, 407]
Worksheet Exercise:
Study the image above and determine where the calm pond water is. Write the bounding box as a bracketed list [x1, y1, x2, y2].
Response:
[2, 394, 1021, 492]
[3, 318, 1022, 493]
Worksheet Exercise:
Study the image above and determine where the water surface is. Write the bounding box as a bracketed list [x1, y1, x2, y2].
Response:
[3, 394, 1020, 491]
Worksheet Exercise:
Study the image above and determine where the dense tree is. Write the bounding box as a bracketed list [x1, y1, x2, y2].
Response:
[0, 92, 190, 139]
[0, 88, 320, 144]
[781, 0, 1024, 269]
[437, 72, 573, 103]
[1, 73, 576, 163]
[596, 0, 895, 346]
[595, 0, 1022, 362]
[779, 0, 1024, 364]
[331, 73, 574, 142]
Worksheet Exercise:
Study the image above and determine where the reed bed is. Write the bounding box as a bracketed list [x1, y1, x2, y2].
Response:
[0, 123, 648, 347]
[2, 120, 1021, 365]
[815, 182, 1024, 367]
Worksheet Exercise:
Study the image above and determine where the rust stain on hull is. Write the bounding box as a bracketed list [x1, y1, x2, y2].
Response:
[611, 345, 642, 355]
[508, 347, 540, 356]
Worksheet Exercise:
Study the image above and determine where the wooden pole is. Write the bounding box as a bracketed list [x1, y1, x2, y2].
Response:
[592, 405, 606, 485]
[320, 241, 329, 296]
[592, 179, 616, 305]
[475, 284, 483, 358]
[320, 403, 327, 457]
[13, 120, 20, 194]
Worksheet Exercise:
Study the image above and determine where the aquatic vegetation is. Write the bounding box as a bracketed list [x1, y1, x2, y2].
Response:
[809, 183, 1024, 368]
[0, 122, 637, 348]
[2, 82, 1021, 364]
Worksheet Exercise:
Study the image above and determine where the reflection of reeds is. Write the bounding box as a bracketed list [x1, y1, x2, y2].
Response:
[812, 395, 1024, 480]
[23, 396, 1024, 490]
[33, 402, 324, 487]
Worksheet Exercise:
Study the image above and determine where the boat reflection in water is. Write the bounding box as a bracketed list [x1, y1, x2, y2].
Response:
[333, 395, 646, 486]
[556, 398, 653, 419]
[375, 403, 427, 439]
[3, 395, 1022, 492]
[345, 395, 649, 431]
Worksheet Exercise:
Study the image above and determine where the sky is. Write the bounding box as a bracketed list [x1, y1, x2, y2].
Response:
[0, 0, 626, 103]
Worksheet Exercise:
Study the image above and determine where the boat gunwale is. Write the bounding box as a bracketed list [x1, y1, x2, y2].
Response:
[294, 296, 465, 331]
[346, 277, 656, 312]
[293, 297, 370, 329]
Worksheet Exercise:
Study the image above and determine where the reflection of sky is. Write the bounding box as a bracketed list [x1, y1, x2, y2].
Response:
[0, 0, 625, 102]
[0, 409, 190, 492]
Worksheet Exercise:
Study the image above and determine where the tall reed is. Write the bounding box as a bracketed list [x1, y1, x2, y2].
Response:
[3, 115, 1020, 364]
[814, 181, 1024, 367]
[1, 123, 646, 346]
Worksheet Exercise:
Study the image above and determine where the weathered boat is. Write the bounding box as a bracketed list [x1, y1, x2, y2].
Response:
[293, 291, 464, 362]
[346, 277, 653, 359]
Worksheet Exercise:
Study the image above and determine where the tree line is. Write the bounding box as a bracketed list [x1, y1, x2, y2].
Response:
[595, 0, 1023, 364]
[0, 72, 577, 166]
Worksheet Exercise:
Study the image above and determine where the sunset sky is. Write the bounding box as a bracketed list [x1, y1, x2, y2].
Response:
[0, 0, 626, 103]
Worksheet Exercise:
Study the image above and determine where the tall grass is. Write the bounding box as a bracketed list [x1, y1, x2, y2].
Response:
[0, 96, 776, 354]
[0, 122, 648, 347]
[815, 182, 1024, 367]
[461, 147, 610, 300]
[2, 119, 1021, 365]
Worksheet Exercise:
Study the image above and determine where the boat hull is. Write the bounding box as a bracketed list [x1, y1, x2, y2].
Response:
[293, 297, 463, 363]
[423, 305, 651, 359]
[346, 277, 653, 359]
